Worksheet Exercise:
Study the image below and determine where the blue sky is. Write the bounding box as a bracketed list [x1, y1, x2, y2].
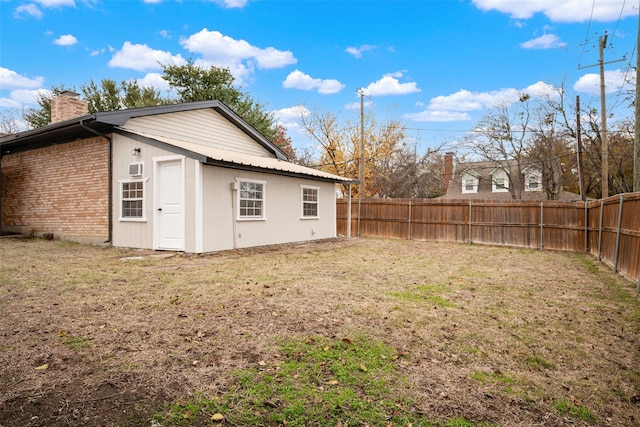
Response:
[0, 0, 638, 153]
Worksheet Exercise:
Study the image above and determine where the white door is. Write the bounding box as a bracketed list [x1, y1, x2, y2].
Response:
[156, 159, 184, 250]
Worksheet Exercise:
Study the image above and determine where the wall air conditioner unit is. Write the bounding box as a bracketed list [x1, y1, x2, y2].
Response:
[129, 162, 143, 177]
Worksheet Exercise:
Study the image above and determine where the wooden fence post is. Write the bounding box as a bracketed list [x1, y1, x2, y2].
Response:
[614, 194, 624, 273]
[468, 201, 473, 245]
[584, 202, 589, 253]
[539, 202, 544, 251]
[598, 199, 604, 261]
[407, 200, 412, 241]
[346, 186, 352, 238]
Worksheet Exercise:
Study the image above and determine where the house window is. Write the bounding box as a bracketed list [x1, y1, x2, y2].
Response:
[525, 170, 542, 192]
[301, 186, 319, 218]
[491, 169, 509, 192]
[120, 180, 146, 221]
[462, 177, 478, 193]
[492, 177, 509, 192]
[238, 179, 266, 219]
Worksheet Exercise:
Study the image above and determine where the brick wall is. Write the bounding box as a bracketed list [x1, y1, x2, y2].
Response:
[1, 137, 109, 243]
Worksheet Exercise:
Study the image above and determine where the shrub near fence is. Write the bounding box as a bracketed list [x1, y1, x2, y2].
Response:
[337, 193, 640, 287]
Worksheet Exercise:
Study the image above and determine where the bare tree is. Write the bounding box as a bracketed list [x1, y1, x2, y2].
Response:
[464, 95, 531, 199]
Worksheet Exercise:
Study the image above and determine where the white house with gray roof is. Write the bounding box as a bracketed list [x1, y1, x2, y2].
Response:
[0, 93, 351, 252]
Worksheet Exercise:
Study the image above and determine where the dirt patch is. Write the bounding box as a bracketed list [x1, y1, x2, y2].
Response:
[1, 237, 639, 426]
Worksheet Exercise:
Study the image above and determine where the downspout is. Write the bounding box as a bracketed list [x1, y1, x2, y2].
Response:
[80, 120, 113, 244]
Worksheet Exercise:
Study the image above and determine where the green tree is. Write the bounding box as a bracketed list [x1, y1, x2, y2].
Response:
[23, 62, 282, 147]
[81, 79, 166, 112]
[23, 85, 74, 128]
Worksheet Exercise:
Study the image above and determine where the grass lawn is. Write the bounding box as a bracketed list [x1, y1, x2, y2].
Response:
[1, 237, 639, 426]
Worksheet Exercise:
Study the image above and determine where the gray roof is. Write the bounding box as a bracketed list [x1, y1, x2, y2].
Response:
[0, 101, 289, 161]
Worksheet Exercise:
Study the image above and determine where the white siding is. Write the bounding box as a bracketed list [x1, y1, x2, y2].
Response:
[112, 133, 339, 253]
[122, 109, 273, 158]
[111, 133, 187, 250]
[201, 166, 337, 252]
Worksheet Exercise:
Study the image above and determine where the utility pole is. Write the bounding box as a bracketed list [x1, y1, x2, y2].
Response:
[577, 96, 586, 201]
[579, 32, 626, 198]
[599, 33, 609, 198]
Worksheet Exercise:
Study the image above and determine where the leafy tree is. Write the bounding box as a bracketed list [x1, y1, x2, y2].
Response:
[81, 79, 166, 112]
[22, 61, 283, 147]
[272, 124, 296, 160]
[24, 85, 74, 128]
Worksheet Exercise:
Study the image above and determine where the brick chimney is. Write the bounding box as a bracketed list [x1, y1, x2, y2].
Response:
[443, 152, 454, 195]
[50, 91, 89, 124]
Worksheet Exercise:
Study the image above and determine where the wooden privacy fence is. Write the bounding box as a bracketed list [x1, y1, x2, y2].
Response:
[336, 193, 640, 287]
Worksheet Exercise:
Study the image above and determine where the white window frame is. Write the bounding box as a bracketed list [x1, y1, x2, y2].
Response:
[237, 178, 266, 221]
[525, 170, 542, 192]
[492, 177, 509, 192]
[461, 174, 478, 194]
[300, 185, 320, 219]
[118, 178, 148, 222]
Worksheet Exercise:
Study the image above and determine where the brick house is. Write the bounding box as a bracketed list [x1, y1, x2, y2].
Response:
[441, 152, 581, 201]
[0, 93, 351, 252]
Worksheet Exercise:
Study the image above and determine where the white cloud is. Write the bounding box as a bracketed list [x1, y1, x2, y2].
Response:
[521, 33, 567, 49]
[53, 34, 77, 46]
[179, 29, 296, 85]
[472, 0, 636, 23]
[404, 81, 559, 123]
[210, 0, 249, 8]
[271, 105, 310, 136]
[0, 88, 49, 108]
[574, 69, 634, 96]
[362, 73, 420, 96]
[283, 70, 345, 95]
[109, 41, 186, 71]
[14, 4, 43, 19]
[344, 100, 373, 110]
[36, 0, 75, 7]
[0, 67, 45, 90]
[345, 44, 376, 59]
[90, 48, 106, 56]
[181, 29, 296, 69]
[136, 73, 171, 91]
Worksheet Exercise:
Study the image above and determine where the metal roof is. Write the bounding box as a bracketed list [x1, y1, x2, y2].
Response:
[116, 127, 352, 183]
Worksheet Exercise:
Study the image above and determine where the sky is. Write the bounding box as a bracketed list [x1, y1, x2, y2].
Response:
[0, 0, 639, 154]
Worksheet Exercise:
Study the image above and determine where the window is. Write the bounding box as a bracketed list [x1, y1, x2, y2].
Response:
[120, 180, 146, 221]
[525, 170, 542, 192]
[461, 175, 478, 193]
[301, 186, 319, 218]
[238, 179, 265, 219]
[491, 170, 509, 193]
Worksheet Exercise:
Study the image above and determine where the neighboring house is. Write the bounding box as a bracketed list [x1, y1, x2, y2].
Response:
[0, 92, 351, 252]
[441, 152, 580, 201]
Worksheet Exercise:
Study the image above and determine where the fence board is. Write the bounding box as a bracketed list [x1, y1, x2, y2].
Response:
[337, 193, 640, 285]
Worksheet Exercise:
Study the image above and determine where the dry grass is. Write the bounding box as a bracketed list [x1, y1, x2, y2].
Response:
[0, 237, 639, 426]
